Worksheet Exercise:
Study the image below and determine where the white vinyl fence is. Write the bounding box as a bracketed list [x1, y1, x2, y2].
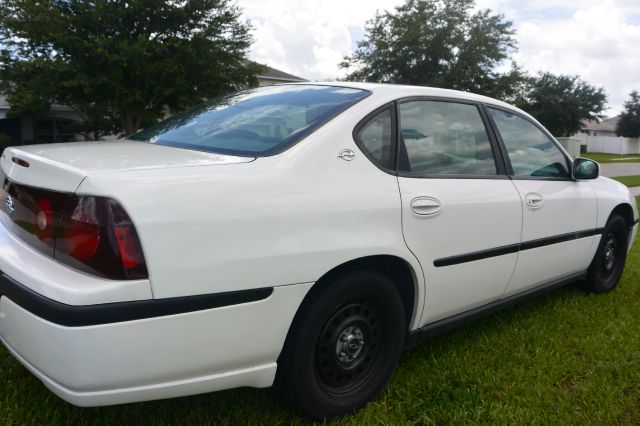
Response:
[584, 135, 640, 155]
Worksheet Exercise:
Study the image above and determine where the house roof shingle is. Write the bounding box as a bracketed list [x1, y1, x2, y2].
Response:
[256, 65, 306, 82]
[582, 117, 619, 132]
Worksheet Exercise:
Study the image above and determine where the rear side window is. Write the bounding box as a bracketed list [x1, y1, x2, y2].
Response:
[355, 108, 393, 169]
[397, 101, 498, 175]
[130, 85, 370, 157]
[488, 108, 570, 178]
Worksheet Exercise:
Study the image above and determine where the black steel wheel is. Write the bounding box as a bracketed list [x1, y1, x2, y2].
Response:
[580, 214, 628, 293]
[276, 270, 406, 419]
[315, 302, 381, 393]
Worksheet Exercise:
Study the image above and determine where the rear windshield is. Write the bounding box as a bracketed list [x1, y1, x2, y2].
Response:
[130, 85, 370, 157]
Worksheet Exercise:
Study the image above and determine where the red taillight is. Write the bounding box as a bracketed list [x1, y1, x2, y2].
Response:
[58, 196, 101, 261]
[1, 177, 147, 280]
[63, 221, 101, 261]
[113, 225, 143, 268]
[1, 181, 67, 257]
[54, 196, 148, 280]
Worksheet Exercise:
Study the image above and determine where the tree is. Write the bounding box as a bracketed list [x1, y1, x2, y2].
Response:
[616, 91, 640, 138]
[516, 73, 607, 137]
[340, 0, 521, 99]
[0, 0, 260, 136]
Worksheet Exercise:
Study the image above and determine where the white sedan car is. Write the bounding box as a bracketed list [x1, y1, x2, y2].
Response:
[0, 83, 636, 419]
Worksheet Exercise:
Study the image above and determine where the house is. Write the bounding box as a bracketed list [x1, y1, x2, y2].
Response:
[256, 66, 306, 86]
[0, 95, 83, 145]
[573, 116, 640, 154]
[581, 116, 619, 137]
[255, 66, 306, 86]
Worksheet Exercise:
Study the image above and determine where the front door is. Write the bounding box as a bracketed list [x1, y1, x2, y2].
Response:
[486, 107, 598, 297]
[395, 99, 523, 325]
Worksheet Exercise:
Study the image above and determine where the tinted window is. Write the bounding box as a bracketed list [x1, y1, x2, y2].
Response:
[489, 108, 570, 178]
[355, 108, 393, 169]
[130, 85, 370, 156]
[398, 101, 497, 175]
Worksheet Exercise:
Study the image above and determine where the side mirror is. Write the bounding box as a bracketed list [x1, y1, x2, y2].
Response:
[572, 157, 599, 180]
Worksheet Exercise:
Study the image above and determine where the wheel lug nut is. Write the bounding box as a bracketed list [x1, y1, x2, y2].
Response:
[340, 335, 348, 342]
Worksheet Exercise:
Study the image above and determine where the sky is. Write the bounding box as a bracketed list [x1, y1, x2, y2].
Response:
[241, 0, 640, 117]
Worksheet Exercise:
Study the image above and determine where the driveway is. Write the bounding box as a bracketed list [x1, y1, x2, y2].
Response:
[600, 162, 640, 177]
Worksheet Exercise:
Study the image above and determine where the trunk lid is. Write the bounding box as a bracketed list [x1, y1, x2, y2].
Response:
[1, 140, 254, 192]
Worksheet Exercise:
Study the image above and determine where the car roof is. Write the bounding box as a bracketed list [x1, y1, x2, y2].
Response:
[283, 81, 530, 122]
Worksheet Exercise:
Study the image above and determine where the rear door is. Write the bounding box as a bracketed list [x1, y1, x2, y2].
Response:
[393, 99, 523, 325]
[486, 107, 598, 297]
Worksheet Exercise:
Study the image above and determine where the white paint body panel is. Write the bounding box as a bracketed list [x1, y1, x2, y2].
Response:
[504, 180, 599, 296]
[592, 176, 639, 230]
[591, 176, 639, 253]
[0, 82, 636, 407]
[398, 178, 522, 324]
[2, 141, 252, 192]
[0, 283, 311, 406]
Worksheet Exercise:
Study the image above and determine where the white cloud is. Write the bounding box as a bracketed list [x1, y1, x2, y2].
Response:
[240, 0, 640, 116]
[480, 0, 640, 115]
[241, 0, 403, 80]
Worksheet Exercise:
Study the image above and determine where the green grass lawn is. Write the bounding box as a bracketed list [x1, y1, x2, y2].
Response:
[583, 152, 640, 163]
[2, 217, 640, 424]
[612, 175, 640, 187]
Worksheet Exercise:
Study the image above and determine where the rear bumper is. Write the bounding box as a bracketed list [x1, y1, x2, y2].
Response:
[0, 280, 311, 406]
[1, 320, 277, 407]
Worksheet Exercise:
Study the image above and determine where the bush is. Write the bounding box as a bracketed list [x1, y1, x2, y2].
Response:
[0, 132, 12, 150]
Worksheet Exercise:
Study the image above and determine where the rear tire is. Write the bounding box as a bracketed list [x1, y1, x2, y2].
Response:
[580, 214, 628, 293]
[276, 270, 405, 420]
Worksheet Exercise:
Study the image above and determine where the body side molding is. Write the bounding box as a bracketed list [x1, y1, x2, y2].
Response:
[434, 229, 604, 267]
[0, 272, 273, 327]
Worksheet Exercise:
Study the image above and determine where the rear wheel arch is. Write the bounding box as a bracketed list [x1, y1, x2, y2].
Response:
[276, 255, 419, 367]
[305, 255, 418, 329]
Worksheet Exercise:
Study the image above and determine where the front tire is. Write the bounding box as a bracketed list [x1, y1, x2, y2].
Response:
[276, 270, 406, 419]
[581, 214, 628, 293]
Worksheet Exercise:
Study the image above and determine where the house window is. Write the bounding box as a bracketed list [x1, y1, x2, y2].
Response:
[34, 119, 75, 143]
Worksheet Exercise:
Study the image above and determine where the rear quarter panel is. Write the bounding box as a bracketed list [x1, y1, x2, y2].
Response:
[76, 104, 425, 328]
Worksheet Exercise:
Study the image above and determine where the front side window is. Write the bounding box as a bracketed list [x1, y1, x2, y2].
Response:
[397, 101, 498, 175]
[130, 85, 370, 157]
[355, 108, 393, 169]
[488, 108, 570, 178]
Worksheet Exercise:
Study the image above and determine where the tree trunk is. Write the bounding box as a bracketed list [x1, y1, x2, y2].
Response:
[120, 106, 139, 136]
